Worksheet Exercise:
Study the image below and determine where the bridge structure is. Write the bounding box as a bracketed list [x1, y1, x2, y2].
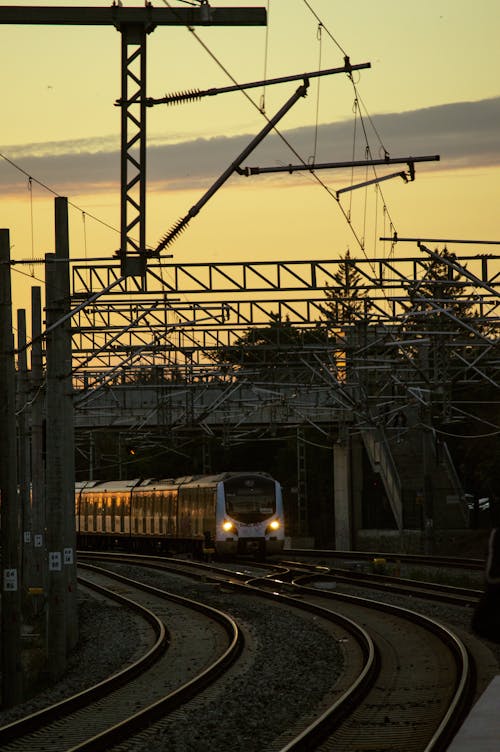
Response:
[68, 248, 500, 546]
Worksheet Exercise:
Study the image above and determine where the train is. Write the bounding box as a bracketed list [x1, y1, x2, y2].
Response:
[76, 471, 285, 558]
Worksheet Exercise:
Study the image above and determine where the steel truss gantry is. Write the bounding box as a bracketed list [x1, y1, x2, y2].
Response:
[0, 4, 266, 274]
[70, 252, 500, 410]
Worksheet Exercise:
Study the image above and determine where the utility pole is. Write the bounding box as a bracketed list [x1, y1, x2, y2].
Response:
[45, 198, 78, 680]
[54, 197, 78, 653]
[0, 228, 23, 706]
[30, 285, 48, 682]
[16, 310, 32, 676]
[45, 252, 67, 679]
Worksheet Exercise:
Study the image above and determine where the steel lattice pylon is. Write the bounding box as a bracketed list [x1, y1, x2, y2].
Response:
[119, 22, 148, 270]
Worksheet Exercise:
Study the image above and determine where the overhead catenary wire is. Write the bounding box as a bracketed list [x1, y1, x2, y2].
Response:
[159, 0, 370, 253]
[0, 150, 122, 241]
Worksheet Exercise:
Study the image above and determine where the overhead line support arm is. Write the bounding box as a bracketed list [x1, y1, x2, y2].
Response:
[239, 155, 440, 177]
[153, 81, 310, 255]
[145, 58, 371, 106]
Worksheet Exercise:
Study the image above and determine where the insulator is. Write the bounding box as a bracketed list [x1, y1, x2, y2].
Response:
[163, 89, 202, 105]
[154, 216, 189, 255]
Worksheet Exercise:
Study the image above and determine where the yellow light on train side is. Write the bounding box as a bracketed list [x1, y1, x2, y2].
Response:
[222, 520, 234, 532]
[269, 519, 280, 530]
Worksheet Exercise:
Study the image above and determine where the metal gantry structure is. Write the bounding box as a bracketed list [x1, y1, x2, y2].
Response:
[0, 3, 267, 274]
[68, 244, 499, 540]
[69, 249, 500, 442]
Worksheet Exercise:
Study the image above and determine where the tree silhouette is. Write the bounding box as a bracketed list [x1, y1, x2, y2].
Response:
[320, 250, 371, 325]
[400, 246, 489, 385]
[213, 313, 330, 382]
[403, 247, 481, 334]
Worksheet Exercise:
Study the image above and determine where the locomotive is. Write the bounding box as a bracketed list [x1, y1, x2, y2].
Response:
[76, 471, 285, 558]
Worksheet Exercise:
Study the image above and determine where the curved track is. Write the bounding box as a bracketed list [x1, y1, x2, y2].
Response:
[0, 552, 481, 751]
[264, 570, 476, 751]
[82, 553, 478, 751]
[0, 562, 240, 752]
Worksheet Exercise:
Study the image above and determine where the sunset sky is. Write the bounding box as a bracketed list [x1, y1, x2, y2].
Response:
[1, 0, 499, 315]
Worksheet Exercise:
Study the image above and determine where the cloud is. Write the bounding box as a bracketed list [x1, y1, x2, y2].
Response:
[1, 97, 499, 195]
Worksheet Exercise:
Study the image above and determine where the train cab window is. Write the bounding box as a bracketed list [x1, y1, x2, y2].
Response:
[224, 476, 276, 523]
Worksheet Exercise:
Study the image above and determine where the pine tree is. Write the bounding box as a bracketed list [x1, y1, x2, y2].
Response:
[403, 247, 480, 334]
[401, 247, 487, 380]
[213, 313, 328, 381]
[320, 250, 370, 325]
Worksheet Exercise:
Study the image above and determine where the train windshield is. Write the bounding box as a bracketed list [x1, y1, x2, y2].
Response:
[224, 475, 276, 522]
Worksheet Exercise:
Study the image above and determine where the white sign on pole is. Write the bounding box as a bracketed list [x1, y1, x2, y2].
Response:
[3, 568, 18, 591]
[63, 547, 74, 565]
[49, 551, 62, 572]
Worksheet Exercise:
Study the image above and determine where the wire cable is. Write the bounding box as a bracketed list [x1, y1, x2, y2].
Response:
[159, 0, 367, 252]
[1, 150, 123, 241]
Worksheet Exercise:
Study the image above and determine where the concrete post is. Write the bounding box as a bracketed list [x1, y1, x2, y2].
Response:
[45, 197, 78, 678]
[54, 197, 78, 652]
[334, 439, 352, 550]
[45, 253, 67, 679]
[0, 228, 23, 706]
[30, 286, 48, 678]
[16, 310, 31, 556]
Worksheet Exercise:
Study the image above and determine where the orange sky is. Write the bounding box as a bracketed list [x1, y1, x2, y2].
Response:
[1, 1, 499, 317]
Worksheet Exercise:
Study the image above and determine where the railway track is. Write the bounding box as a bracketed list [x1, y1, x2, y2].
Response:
[279, 558, 483, 608]
[0, 552, 485, 751]
[284, 547, 485, 571]
[84, 553, 480, 751]
[255, 568, 477, 751]
[0, 562, 241, 752]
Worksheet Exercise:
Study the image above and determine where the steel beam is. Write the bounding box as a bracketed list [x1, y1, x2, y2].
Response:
[0, 7, 267, 27]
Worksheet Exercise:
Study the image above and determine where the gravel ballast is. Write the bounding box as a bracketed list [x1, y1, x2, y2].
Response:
[1, 561, 499, 752]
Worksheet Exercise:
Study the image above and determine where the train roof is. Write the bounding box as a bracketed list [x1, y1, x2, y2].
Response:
[76, 472, 274, 493]
[167, 471, 273, 487]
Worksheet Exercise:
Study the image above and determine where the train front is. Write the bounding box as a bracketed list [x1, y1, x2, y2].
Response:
[215, 473, 285, 556]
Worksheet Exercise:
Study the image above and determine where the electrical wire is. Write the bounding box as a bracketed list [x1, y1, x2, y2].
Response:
[422, 422, 500, 439]
[0, 150, 123, 241]
[299, 1, 399, 256]
[159, 0, 367, 252]
[301, 0, 348, 57]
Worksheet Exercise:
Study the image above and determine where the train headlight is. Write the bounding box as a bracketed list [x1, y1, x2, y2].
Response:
[222, 520, 234, 532]
[269, 519, 280, 531]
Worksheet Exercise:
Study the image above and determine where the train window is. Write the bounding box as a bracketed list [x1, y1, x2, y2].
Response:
[121, 492, 130, 534]
[111, 495, 116, 533]
[224, 476, 276, 522]
[143, 494, 148, 535]
[133, 494, 140, 534]
[156, 492, 163, 534]
[166, 489, 176, 536]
